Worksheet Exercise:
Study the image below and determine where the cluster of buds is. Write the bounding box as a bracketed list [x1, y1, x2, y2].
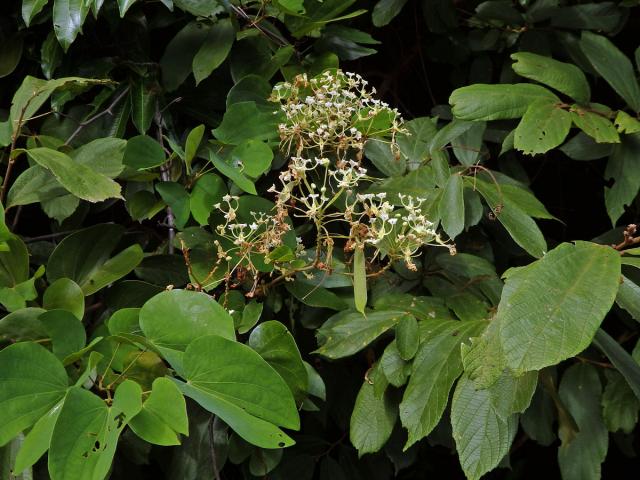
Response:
[270, 70, 405, 158]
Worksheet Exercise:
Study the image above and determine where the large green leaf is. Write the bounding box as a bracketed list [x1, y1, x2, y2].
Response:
[248, 321, 308, 404]
[43, 278, 84, 320]
[212, 101, 281, 145]
[129, 378, 189, 446]
[46, 224, 144, 295]
[449, 83, 558, 121]
[314, 310, 409, 359]
[193, 18, 234, 85]
[400, 320, 487, 448]
[499, 241, 620, 373]
[0, 342, 68, 446]
[557, 364, 608, 480]
[604, 133, 640, 225]
[122, 135, 165, 170]
[580, 31, 640, 112]
[48, 382, 142, 480]
[451, 375, 517, 480]
[470, 178, 547, 258]
[511, 52, 590, 103]
[514, 99, 572, 155]
[26, 148, 122, 203]
[139, 289, 234, 370]
[350, 365, 397, 456]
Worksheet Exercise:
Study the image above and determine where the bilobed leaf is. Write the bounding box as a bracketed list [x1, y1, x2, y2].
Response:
[514, 99, 572, 155]
[449, 83, 558, 121]
[193, 18, 234, 85]
[139, 289, 235, 370]
[439, 174, 465, 239]
[39, 310, 86, 361]
[371, 0, 409, 26]
[179, 335, 299, 439]
[498, 241, 620, 373]
[400, 320, 487, 448]
[580, 31, 640, 112]
[26, 148, 122, 202]
[249, 321, 308, 403]
[13, 400, 63, 473]
[557, 364, 608, 480]
[353, 245, 367, 315]
[511, 52, 591, 103]
[53, 0, 89, 51]
[46, 224, 144, 295]
[451, 375, 517, 480]
[315, 310, 408, 359]
[48, 383, 142, 480]
[470, 177, 547, 258]
[604, 133, 640, 225]
[0, 342, 68, 445]
[350, 366, 397, 457]
[229, 139, 273, 178]
[129, 378, 189, 446]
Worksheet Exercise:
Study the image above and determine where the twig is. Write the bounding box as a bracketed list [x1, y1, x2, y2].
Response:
[64, 86, 130, 145]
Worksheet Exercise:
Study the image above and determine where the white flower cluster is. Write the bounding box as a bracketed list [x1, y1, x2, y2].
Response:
[270, 70, 405, 157]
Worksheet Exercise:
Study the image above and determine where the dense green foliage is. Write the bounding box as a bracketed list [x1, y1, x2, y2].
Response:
[1, 0, 640, 479]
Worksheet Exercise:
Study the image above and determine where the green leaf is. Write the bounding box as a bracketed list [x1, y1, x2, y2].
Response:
[470, 178, 547, 258]
[511, 52, 591, 103]
[156, 182, 190, 229]
[39, 310, 86, 361]
[395, 314, 418, 361]
[26, 148, 122, 202]
[22, 0, 49, 26]
[139, 289, 235, 370]
[229, 139, 273, 178]
[72, 137, 126, 178]
[47, 224, 144, 295]
[13, 400, 63, 473]
[129, 377, 188, 446]
[353, 245, 367, 315]
[601, 370, 640, 434]
[451, 375, 517, 480]
[213, 101, 280, 145]
[439, 174, 465, 239]
[179, 335, 299, 438]
[593, 328, 640, 401]
[614, 110, 640, 134]
[400, 320, 487, 448]
[499, 241, 620, 373]
[43, 278, 84, 320]
[315, 310, 408, 359]
[604, 133, 640, 225]
[488, 370, 537, 418]
[123, 135, 165, 170]
[580, 31, 640, 112]
[284, 281, 348, 311]
[514, 99, 572, 155]
[173, 0, 223, 17]
[189, 173, 226, 225]
[371, 0, 409, 27]
[184, 124, 205, 173]
[130, 81, 155, 134]
[0, 342, 68, 445]
[193, 18, 234, 85]
[0, 234, 29, 289]
[615, 275, 640, 321]
[449, 83, 558, 121]
[557, 364, 608, 480]
[570, 108, 619, 144]
[209, 152, 257, 195]
[237, 300, 263, 334]
[118, 0, 138, 17]
[48, 383, 142, 480]
[350, 365, 397, 457]
[0, 34, 23, 79]
[53, 0, 89, 51]
[249, 321, 308, 403]
[160, 21, 210, 92]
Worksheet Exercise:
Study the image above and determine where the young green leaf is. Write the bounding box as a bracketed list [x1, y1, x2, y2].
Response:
[353, 245, 367, 315]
